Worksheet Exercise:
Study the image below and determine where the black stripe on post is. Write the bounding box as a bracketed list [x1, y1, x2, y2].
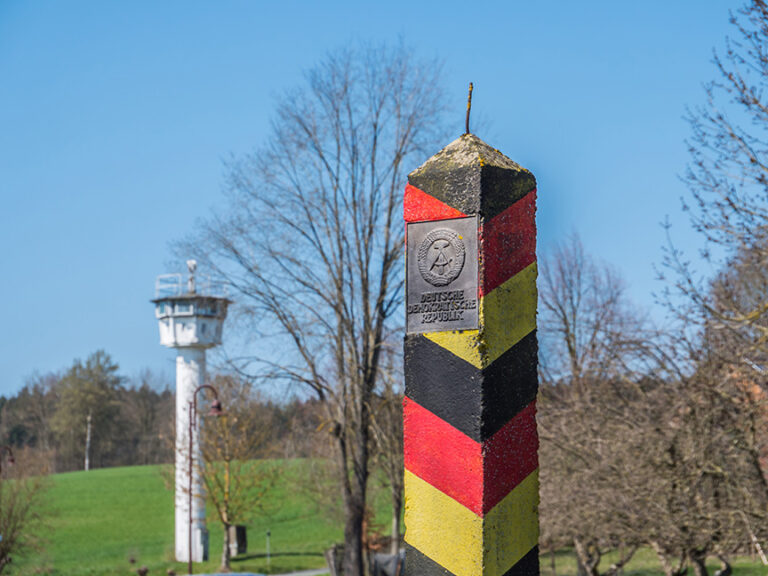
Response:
[404, 545, 541, 576]
[404, 330, 538, 443]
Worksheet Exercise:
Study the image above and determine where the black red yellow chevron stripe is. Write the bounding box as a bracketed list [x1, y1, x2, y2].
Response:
[403, 134, 539, 576]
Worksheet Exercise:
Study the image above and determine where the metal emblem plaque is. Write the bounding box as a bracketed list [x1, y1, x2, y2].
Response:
[406, 216, 479, 334]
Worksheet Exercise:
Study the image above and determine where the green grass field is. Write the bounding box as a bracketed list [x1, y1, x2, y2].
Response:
[544, 547, 767, 576]
[9, 462, 768, 576]
[14, 461, 350, 575]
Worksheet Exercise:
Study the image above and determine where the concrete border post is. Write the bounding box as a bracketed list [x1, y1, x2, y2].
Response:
[403, 133, 539, 576]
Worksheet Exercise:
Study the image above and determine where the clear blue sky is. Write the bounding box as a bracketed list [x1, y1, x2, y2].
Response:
[0, 0, 739, 395]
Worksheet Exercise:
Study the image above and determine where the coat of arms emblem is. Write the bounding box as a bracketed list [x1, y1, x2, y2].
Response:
[417, 228, 466, 287]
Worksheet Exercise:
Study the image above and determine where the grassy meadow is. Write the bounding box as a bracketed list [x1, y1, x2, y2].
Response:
[9, 462, 768, 576]
[545, 548, 767, 576]
[14, 461, 350, 575]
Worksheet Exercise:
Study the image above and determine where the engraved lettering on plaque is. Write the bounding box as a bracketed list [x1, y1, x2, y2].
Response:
[406, 216, 479, 334]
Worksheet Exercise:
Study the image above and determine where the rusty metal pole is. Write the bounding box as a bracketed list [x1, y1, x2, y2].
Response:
[187, 384, 223, 574]
[403, 132, 539, 576]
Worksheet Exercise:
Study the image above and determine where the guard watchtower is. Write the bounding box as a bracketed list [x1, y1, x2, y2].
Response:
[152, 260, 230, 564]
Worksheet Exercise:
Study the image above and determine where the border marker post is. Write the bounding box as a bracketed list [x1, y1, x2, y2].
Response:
[403, 132, 539, 576]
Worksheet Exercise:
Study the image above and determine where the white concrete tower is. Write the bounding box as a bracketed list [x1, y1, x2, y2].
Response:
[152, 260, 230, 564]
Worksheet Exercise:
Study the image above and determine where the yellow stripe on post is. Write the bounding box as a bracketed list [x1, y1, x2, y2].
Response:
[424, 262, 538, 369]
[423, 328, 484, 370]
[484, 469, 540, 576]
[483, 261, 538, 365]
[404, 470, 484, 576]
[404, 469, 540, 576]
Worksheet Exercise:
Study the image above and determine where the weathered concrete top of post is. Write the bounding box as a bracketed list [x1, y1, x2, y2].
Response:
[408, 133, 536, 218]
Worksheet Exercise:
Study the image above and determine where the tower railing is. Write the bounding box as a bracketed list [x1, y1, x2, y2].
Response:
[154, 274, 229, 299]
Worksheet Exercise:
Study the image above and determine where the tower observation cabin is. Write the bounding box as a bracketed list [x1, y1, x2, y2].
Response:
[153, 260, 230, 349]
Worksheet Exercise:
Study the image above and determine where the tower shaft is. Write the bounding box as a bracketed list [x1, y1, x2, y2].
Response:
[175, 348, 207, 563]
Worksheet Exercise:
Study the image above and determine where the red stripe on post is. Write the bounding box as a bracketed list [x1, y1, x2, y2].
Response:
[404, 183, 466, 223]
[483, 401, 539, 513]
[404, 397, 539, 516]
[404, 396, 484, 515]
[480, 189, 537, 297]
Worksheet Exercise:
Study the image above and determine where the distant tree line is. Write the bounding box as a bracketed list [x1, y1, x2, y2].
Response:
[0, 352, 174, 472]
[0, 352, 332, 474]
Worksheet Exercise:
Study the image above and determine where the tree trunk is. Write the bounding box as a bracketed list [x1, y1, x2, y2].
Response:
[220, 522, 231, 572]
[343, 489, 366, 576]
[574, 538, 601, 576]
[390, 489, 402, 555]
[688, 551, 708, 576]
[333, 413, 370, 576]
[713, 556, 731, 576]
[651, 541, 687, 576]
[342, 366, 373, 576]
[604, 545, 638, 576]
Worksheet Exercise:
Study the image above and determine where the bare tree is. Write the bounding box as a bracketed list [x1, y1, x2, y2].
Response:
[540, 238, 768, 576]
[538, 237, 652, 576]
[539, 236, 648, 390]
[664, 0, 768, 360]
[201, 374, 278, 571]
[658, 5, 768, 566]
[638, 345, 768, 576]
[0, 448, 49, 573]
[182, 43, 446, 576]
